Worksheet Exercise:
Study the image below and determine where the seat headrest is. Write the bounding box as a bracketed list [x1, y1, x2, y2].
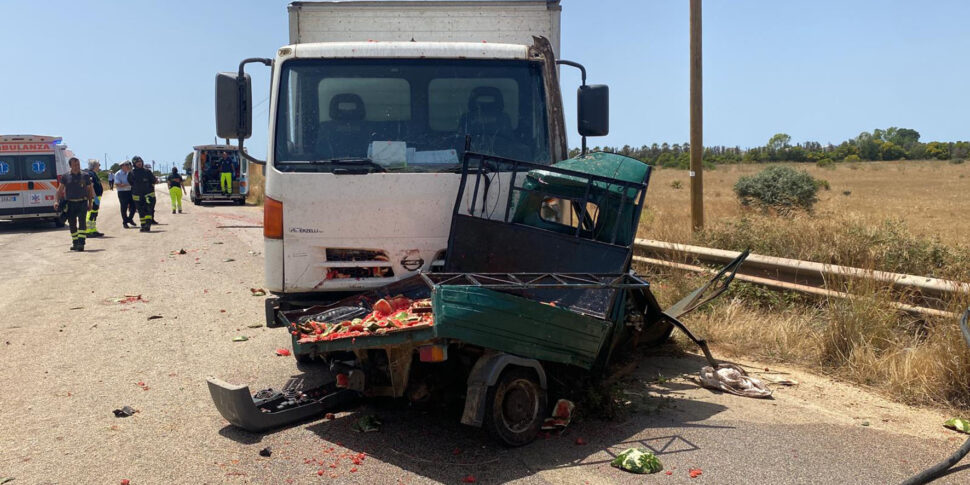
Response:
[330, 93, 365, 121]
[467, 87, 504, 114]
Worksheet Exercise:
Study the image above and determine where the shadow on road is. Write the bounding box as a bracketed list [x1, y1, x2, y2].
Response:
[212, 348, 731, 483]
[0, 220, 62, 234]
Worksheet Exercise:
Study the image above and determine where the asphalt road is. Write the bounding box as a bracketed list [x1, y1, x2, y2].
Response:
[1, 185, 967, 484]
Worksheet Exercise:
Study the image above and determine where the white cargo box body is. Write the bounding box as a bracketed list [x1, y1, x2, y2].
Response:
[288, 0, 561, 57]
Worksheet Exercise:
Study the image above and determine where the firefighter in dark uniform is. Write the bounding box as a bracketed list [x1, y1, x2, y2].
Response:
[54, 157, 95, 251]
[129, 156, 157, 232]
[83, 159, 105, 237]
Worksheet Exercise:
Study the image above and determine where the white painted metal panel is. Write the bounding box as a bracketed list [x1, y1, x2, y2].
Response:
[289, 1, 561, 57]
[291, 41, 530, 60]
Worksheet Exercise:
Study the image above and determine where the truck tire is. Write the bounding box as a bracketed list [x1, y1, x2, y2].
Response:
[235, 198, 246, 206]
[484, 367, 546, 447]
[192, 196, 200, 206]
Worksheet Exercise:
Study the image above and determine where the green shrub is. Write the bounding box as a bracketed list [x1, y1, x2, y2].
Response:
[950, 158, 966, 165]
[816, 158, 835, 169]
[670, 180, 683, 189]
[814, 178, 831, 191]
[844, 154, 862, 163]
[734, 166, 820, 212]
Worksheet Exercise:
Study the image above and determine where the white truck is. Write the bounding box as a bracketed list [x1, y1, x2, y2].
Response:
[214, 0, 609, 324]
[0, 135, 70, 226]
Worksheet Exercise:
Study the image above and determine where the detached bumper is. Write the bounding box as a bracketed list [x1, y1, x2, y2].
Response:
[206, 376, 358, 433]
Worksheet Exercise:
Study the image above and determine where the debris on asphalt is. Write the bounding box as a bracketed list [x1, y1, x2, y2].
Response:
[944, 418, 970, 433]
[250, 288, 267, 296]
[461, 475, 477, 483]
[610, 448, 663, 474]
[275, 348, 291, 356]
[107, 295, 146, 305]
[689, 468, 703, 478]
[352, 415, 381, 433]
[861, 421, 870, 427]
[171, 248, 187, 255]
[69, 306, 84, 310]
[247, 323, 263, 328]
[541, 398, 575, 432]
[120, 480, 130, 485]
[147, 315, 163, 320]
[259, 447, 272, 457]
[575, 437, 587, 445]
[697, 364, 772, 398]
[223, 258, 235, 262]
[325, 413, 336, 420]
[232, 336, 249, 342]
[112, 406, 136, 417]
[136, 381, 150, 391]
[1, 478, 14, 484]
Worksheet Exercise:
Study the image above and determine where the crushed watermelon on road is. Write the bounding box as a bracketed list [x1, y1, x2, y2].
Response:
[292, 296, 434, 343]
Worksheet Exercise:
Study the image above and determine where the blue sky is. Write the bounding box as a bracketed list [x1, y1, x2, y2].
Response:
[1, 0, 967, 168]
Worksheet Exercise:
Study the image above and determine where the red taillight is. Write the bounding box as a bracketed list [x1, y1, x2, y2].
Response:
[264, 196, 283, 239]
[193, 171, 199, 183]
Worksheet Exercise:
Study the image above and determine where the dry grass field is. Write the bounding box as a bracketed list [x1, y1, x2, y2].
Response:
[635, 160, 970, 410]
[642, 160, 970, 248]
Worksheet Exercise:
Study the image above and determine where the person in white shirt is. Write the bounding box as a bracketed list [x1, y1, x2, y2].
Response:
[114, 161, 137, 228]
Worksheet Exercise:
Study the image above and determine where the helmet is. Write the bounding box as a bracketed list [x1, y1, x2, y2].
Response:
[132, 156, 144, 164]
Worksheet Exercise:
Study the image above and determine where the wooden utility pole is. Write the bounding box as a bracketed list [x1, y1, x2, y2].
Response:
[689, 0, 704, 231]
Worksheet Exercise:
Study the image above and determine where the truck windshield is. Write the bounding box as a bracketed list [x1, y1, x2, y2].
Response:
[274, 58, 550, 172]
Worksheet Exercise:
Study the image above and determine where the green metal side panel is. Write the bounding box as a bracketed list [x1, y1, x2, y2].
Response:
[432, 285, 612, 369]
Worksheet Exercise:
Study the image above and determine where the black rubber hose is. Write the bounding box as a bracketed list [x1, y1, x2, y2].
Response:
[900, 309, 970, 485]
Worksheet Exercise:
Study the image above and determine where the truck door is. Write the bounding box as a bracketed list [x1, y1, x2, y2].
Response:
[0, 155, 25, 216]
[238, 156, 248, 195]
[23, 154, 58, 212]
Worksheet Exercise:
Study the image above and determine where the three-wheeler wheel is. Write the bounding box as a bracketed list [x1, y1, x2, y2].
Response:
[484, 367, 547, 447]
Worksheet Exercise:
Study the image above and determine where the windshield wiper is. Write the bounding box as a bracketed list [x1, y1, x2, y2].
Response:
[306, 158, 387, 173]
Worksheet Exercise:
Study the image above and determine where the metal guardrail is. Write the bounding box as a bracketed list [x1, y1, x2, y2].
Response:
[633, 239, 970, 318]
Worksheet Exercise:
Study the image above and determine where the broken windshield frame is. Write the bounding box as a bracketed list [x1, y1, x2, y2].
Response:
[273, 58, 551, 173]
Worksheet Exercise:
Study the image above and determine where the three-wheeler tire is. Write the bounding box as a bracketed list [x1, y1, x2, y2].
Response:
[484, 367, 547, 447]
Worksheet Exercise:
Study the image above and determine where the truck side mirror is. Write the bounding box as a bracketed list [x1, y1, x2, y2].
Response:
[577, 84, 609, 137]
[215, 72, 253, 140]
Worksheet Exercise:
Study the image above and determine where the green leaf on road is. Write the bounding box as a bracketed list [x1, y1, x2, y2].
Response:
[610, 448, 663, 474]
[944, 418, 970, 434]
[232, 336, 249, 342]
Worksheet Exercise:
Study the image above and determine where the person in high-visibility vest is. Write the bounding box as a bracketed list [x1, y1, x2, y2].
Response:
[218, 151, 234, 196]
[83, 160, 105, 238]
[166, 167, 184, 214]
[128, 156, 157, 232]
[54, 157, 95, 251]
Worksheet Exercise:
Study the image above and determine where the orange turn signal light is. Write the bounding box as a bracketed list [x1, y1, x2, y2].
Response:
[264, 196, 283, 239]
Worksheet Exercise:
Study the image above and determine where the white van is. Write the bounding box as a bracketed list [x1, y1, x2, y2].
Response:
[190, 144, 248, 205]
[0, 135, 69, 226]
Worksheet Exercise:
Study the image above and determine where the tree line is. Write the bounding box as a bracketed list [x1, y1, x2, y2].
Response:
[569, 127, 970, 168]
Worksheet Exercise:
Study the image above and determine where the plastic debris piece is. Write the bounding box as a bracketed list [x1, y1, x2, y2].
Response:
[112, 406, 136, 418]
[541, 399, 575, 431]
[232, 336, 248, 342]
[247, 324, 262, 328]
[610, 448, 663, 474]
[259, 447, 272, 457]
[147, 315, 163, 320]
[352, 415, 382, 433]
[698, 364, 772, 398]
[944, 418, 970, 434]
[250, 288, 267, 297]
[275, 348, 291, 357]
[1, 479, 14, 484]
[223, 258, 235, 262]
[689, 468, 703, 478]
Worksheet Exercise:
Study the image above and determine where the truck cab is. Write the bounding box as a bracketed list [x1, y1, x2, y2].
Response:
[214, 0, 608, 322]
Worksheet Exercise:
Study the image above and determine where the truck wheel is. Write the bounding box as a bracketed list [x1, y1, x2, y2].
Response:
[235, 198, 246, 206]
[484, 367, 546, 447]
[53, 217, 65, 228]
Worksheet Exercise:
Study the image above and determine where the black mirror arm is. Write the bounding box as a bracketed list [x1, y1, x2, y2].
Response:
[236, 58, 272, 166]
[556, 60, 588, 156]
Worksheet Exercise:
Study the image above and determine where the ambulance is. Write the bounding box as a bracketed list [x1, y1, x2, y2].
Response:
[0, 135, 70, 226]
